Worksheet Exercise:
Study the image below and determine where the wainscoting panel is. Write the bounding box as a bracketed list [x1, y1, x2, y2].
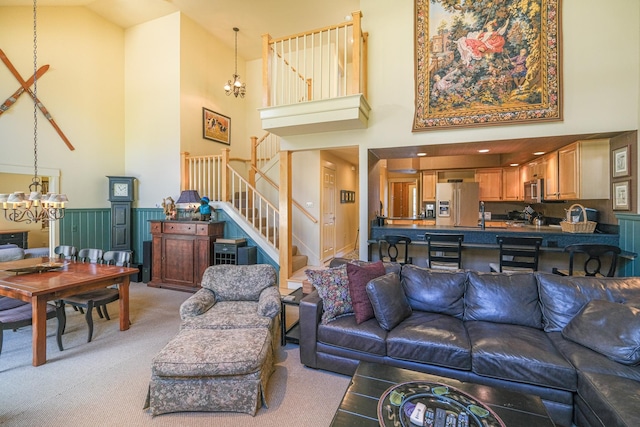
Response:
[616, 213, 640, 277]
[132, 208, 164, 264]
[59, 209, 110, 252]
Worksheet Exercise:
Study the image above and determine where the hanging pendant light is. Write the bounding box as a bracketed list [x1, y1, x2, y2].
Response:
[224, 27, 246, 98]
[0, 0, 68, 224]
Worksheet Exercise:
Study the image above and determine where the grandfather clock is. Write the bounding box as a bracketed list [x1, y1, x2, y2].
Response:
[107, 176, 135, 251]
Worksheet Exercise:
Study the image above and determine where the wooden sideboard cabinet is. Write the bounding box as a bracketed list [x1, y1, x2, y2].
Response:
[148, 220, 224, 292]
[0, 230, 29, 248]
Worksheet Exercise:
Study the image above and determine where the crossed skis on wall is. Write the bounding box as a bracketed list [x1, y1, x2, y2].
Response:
[0, 49, 74, 151]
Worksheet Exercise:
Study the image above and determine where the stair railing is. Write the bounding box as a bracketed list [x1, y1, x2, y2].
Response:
[262, 10, 367, 108]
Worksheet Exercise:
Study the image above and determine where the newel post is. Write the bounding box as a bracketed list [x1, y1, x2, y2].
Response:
[180, 151, 189, 191]
[250, 136, 258, 188]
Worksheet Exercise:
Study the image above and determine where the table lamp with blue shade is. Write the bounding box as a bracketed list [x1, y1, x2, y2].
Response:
[176, 190, 201, 220]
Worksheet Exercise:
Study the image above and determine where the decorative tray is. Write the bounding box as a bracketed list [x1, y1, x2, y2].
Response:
[377, 381, 505, 427]
[4, 262, 68, 275]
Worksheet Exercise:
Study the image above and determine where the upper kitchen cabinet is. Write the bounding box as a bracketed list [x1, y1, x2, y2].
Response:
[475, 168, 502, 201]
[502, 166, 521, 201]
[544, 151, 559, 200]
[558, 140, 610, 200]
[422, 171, 436, 200]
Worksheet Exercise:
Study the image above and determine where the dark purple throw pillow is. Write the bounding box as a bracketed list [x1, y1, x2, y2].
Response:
[346, 261, 386, 324]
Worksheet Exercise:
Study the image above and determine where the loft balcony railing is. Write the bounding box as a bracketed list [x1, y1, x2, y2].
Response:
[262, 10, 367, 107]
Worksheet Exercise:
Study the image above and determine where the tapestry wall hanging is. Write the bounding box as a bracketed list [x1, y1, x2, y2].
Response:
[413, 0, 562, 131]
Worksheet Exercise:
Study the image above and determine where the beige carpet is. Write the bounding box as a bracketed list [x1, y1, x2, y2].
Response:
[0, 283, 349, 426]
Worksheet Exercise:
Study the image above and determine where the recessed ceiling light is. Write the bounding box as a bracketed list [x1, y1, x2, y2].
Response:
[510, 163, 519, 167]
[478, 149, 490, 153]
[533, 151, 545, 156]
[417, 152, 427, 157]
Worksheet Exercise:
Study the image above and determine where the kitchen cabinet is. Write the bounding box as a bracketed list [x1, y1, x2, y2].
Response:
[558, 140, 610, 199]
[422, 171, 436, 200]
[502, 167, 521, 201]
[475, 168, 502, 201]
[148, 220, 225, 292]
[544, 152, 559, 200]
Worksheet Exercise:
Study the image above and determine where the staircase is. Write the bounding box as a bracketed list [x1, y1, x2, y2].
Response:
[182, 133, 316, 284]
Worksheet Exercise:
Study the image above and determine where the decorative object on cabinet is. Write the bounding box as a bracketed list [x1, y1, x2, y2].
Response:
[612, 145, 630, 178]
[148, 220, 224, 292]
[107, 176, 135, 251]
[412, 0, 561, 131]
[161, 196, 175, 220]
[175, 190, 201, 220]
[202, 107, 230, 144]
[612, 180, 631, 211]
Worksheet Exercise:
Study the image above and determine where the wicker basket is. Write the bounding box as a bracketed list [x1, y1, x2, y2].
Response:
[560, 204, 596, 233]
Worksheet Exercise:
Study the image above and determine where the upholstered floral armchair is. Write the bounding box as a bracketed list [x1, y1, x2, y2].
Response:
[179, 264, 281, 336]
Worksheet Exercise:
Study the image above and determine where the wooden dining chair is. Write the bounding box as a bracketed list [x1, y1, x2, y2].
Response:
[378, 235, 412, 265]
[489, 236, 543, 272]
[60, 248, 117, 343]
[553, 244, 621, 277]
[425, 233, 464, 270]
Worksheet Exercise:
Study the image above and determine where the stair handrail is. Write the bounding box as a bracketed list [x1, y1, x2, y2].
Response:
[227, 164, 279, 250]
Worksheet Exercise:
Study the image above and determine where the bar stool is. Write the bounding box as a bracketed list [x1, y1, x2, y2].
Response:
[489, 236, 542, 272]
[553, 243, 621, 277]
[378, 235, 412, 265]
[425, 233, 464, 270]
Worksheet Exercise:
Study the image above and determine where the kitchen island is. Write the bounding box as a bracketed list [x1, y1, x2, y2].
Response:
[369, 223, 632, 274]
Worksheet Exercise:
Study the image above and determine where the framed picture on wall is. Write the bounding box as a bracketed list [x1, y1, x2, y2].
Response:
[612, 180, 631, 211]
[202, 108, 230, 145]
[612, 145, 630, 177]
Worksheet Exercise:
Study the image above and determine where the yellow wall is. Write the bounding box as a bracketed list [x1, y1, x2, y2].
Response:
[0, 7, 125, 209]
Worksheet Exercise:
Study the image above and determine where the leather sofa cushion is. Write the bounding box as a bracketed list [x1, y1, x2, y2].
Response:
[466, 321, 576, 391]
[577, 371, 640, 427]
[366, 273, 412, 331]
[318, 314, 387, 356]
[548, 332, 640, 382]
[464, 271, 542, 329]
[401, 265, 466, 319]
[562, 300, 640, 365]
[537, 272, 610, 332]
[387, 311, 471, 370]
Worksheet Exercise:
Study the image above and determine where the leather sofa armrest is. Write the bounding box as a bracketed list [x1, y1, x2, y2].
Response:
[299, 290, 323, 368]
[179, 288, 216, 320]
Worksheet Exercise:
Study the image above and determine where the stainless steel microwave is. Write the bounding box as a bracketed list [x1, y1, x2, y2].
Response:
[523, 179, 544, 203]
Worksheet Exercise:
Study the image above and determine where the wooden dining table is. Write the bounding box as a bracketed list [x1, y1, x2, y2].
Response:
[0, 257, 138, 366]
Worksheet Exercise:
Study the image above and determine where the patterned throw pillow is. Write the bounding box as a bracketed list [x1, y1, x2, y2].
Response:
[346, 261, 386, 324]
[305, 264, 352, 324]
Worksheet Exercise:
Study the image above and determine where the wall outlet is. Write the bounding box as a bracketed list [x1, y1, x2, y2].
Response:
[478, 212, 491, 220]
[305, 201, 313, 208]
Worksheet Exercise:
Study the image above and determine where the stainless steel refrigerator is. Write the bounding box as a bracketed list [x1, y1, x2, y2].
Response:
[436, 182, 480, 227]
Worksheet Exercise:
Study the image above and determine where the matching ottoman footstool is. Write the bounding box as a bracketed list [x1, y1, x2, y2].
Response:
[146, 327, 274, 416]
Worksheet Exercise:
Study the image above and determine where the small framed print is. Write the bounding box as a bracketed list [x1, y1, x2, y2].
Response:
[203, 108, 230, 145]
[612, 180, 631, 211]
[612, 145, 630, 178]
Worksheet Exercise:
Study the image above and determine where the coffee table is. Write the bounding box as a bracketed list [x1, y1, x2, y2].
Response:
[330, 362, 555, 427]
